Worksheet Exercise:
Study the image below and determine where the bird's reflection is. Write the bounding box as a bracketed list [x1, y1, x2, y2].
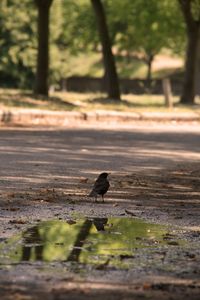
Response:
[93, 217, 108, 231]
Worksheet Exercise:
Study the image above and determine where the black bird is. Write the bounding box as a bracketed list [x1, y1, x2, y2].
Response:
[89, 172, 110, 202]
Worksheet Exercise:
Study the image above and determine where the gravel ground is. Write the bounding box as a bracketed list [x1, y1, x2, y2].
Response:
[0, 122, 200, 299]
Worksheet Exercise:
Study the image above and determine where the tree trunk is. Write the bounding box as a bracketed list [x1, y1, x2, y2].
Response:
[67, 219, 92, 262]
[146, 54, 154, 89]
[146, 55, 153, 82]
[181, 28, 199, 104]
[178, 0, 200, 104]
[22, 226, 43, 261]
[195, 29, 200, 96]
[34, 0, 53, 96]
[91, 0, 121, 101]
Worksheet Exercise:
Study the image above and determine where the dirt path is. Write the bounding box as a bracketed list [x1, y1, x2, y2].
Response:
[0, 122, 200, 299]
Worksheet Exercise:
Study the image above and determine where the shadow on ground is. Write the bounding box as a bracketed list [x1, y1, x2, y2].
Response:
[0, 127, 199, 225]
[0, 91, 76, 110]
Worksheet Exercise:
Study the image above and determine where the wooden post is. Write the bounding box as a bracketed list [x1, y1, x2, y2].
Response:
[162, 78, 173, 108]
[61, 79, 67, 91]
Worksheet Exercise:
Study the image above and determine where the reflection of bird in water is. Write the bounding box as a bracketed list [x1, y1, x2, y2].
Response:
[89, 172, 110, 202]
[93, 218, 108, 231]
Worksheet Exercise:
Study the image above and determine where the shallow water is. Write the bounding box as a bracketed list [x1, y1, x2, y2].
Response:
[0, 217, 183, 268]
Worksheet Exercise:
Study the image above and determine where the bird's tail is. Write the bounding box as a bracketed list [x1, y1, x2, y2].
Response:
[88, 190, 97, 197]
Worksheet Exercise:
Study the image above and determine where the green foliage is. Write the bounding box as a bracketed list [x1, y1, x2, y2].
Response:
[47, 0, 98, 83]
[0, 0, 37, 87]
[191, 0, 200, 21]
[0, 218, 169, 265]
[106, 0, 186, 58]
[0, 0, 187, 88]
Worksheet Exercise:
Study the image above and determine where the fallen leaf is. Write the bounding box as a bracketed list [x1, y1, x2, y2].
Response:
[120, 254, 135, 260]
[167, 241, 179, 246]
[95, 259, 110, 270]
[143, 283, 152, 290]
[125, 209, 136, 216]
[6, 193, 15, 198]
[66, 220, 76, 225]
[9, 207, 20, 211]
[185, 253, 196, 259]
[119, 180, 133, 188]
[79, 177, 88, 183]
[9, 219, 27, 224]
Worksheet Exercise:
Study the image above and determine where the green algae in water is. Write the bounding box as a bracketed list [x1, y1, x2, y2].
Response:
[0, 217, 182, 268]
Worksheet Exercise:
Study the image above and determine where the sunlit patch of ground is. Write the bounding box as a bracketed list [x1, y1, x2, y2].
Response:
[0, 125, 200, 299]
[0, 88, 200, 114]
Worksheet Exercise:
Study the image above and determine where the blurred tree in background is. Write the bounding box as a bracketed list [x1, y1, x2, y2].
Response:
[106, 0, 185, 84]
[0, 0, 36, 88]
[34, 0, 53, 96]
[0, 0, 199, 103]
[91, 0, 121, 100]
[178, 0, 200, 104]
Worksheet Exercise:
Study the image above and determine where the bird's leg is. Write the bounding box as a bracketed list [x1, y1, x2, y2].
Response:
[102, 195, 104, 203]
[94, 195, 97, 202]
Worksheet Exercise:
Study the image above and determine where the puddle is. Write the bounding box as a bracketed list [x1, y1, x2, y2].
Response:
[0, 218, 184, 268]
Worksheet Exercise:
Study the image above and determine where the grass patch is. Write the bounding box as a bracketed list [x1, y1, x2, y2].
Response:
[0, 88, 200, 114]
[0, 89, 76, 111]
[58, 52, 147, 79]
[61, 52, 159, 79]
[61, 52, 181, 79]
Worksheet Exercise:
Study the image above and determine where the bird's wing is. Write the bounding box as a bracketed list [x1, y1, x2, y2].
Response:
[94, 179, 109, 194]
[89, 178, 110, 197]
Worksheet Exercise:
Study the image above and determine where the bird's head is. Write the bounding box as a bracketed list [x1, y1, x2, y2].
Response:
[98, 172, 110, 179]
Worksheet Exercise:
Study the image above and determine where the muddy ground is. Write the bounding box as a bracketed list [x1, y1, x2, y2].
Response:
[0, 122, 200, 299]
